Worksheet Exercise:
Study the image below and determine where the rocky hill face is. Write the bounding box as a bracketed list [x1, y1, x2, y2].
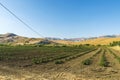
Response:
[1, 33, 17, 37]
[0, 33, 17, 43]
[0, 33, 59, 45]
[0, 33, 43, 45]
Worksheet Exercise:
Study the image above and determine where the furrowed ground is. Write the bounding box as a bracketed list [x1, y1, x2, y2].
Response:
[0, 45, 120, 80]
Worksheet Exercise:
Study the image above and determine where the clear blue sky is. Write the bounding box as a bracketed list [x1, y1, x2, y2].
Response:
[0, 0, 120, 38]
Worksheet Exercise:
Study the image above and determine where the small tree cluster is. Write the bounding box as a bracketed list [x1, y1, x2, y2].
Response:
[110, 41, 120, 46]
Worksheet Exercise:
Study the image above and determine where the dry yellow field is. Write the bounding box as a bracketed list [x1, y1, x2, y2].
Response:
[111, 46, 120, 51]
[77, 38, 120, 45]
[53, 38, 120, 45]
[52, 40, 74, 45]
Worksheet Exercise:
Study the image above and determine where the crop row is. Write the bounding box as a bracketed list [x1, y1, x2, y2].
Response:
[32, 54, 70, 64]
[82, 48, 102, 65]
[54, 48, 97, 64]
[99, 50, 109, 67]
[108, 49, 120, 63]
[32, 48, 97, 64]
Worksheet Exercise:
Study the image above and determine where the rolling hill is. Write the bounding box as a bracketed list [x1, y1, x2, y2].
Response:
[74, 37, 120, 45]
[0, 33, 54, 45]
[1, 33, 120, 46]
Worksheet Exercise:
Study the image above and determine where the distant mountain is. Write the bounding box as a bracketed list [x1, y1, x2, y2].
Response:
[99, 35, 119, 38]
[0, 33, 55, 45]
[0, 33, 17, 38]
[45, 35, 120, 42]
[0, 33, 120, 45]
[63, 38, 87, 42]
[45, 37, 61, 40]
[3, 33, 17, 37]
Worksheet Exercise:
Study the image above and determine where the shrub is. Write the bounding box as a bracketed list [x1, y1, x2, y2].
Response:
[32, 58, 40, 64]
[55, 60, 64, 64]
[62, 45, 67, 47]
[82, 59, 91, 65]
[84, 44, 90, 46]
[0, 56, 3, 61]
[109, 41, 120, 46]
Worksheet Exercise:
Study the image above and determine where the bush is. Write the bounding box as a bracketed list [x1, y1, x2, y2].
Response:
[82, 59, 91, 65]
[62, 45, 67, 47]
[109, 41, 120, 46]
[0, 56, 3, 61]
[32, 58, 40, 64]
[84, 44, 90, 46]
[32, 58, 49, 64]
[55, 60, 64, 64]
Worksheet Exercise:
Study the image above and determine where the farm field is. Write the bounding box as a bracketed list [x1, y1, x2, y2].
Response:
[0, 45, 120, 80]
[1, 0, 120, 80]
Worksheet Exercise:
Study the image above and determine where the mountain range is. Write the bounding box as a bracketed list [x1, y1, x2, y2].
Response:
[0, 33, 120, 45]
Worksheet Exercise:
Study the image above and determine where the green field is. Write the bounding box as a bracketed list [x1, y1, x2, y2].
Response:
[0, 45, 95, 65]
[1, 45, 120, 80]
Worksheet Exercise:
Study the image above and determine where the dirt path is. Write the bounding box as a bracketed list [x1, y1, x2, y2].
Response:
[0, 65, 49, 80]
[78, 48, 120, 80]
[62, 48, 100, 72]
[110, 48, 120, 57]
[90, 48, 103, 67]
[76, 48, 104, 79]
[52, 48, 101, 79]
[0, 65, 98, 80]
[102, 49, 120, 79]
[106, 49, 120, 69]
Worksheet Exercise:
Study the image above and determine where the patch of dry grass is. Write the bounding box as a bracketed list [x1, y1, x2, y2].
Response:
[111, 46, 120, 51]
[53, 38, 120, 45]
[74, 38, 120, 45]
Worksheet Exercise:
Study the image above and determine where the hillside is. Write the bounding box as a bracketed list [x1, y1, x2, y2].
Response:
[74, 37, 120, 45]
[52, 38, 120, 45]
[1, 33, 120, 46]
[0, 33, 53, 45]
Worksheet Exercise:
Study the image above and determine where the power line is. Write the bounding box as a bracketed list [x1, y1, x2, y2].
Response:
[0, 2, 44, 38]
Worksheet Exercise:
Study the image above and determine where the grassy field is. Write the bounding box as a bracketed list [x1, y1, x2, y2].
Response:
[0, 45, 120, 80]
[0, 45, 95, 65]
